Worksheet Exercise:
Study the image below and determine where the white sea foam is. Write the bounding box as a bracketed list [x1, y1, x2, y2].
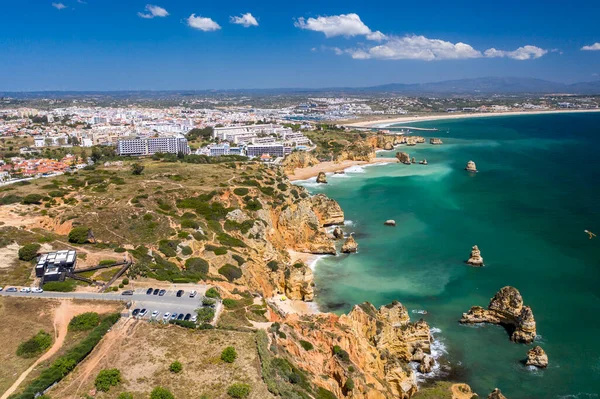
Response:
[412, 326, 448, 382]
[411, 309, 428, 315]
[307, 255, 327, 271]
[344, 220, 354, 227]
[344, 165, 366, 174]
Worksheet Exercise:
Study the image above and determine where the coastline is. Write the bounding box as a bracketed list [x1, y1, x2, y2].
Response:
[288, 157, 397, 182]
[345, 108, 600, 128]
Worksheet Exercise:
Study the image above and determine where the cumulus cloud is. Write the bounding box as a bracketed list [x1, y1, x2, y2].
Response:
[483, 45, 547, 60]
[581, 43, 600, 51]
[230, 13, 258, 27]
[187, 14, 221, 32]
[138, 4, 169, 19]
[52, 2, 67, 10]
[294, 13, 385, 41]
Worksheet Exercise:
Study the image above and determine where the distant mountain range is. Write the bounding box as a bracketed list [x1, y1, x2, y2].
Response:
[2, 77, 600, 98]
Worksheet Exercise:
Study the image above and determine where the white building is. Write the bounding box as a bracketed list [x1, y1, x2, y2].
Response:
[116, 135, 191, 156]
[246, 143, 285, 158]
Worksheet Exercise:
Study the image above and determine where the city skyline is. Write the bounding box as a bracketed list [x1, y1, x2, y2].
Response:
[1, 0, 599, 91]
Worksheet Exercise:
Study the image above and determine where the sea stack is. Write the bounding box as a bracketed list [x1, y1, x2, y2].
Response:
[488, 388, 508, 399]
[460, 286, 537, 344]
[341, 235, 358, 253]
[526, 346, 548, 368]
[466, 245, 484, 266]
[465, 160, 478, 172]
[430, 138, 443, 145]
[316, 171, 327, 184]
[332, 226, 344, 239]
[384, 220, 396, 226]
[396, 152, 411, 164]
[384, 142, 394, 150]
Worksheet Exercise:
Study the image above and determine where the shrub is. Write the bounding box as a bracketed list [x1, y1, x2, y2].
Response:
[227, 383, 251, 398]
[299, 340, 314, 351]
[202, 298, 216, 306]
[22, 193, 43, 205]
[18, 243, 41, 261]
[233, 187, 249, 196]
[245, 198, 262, 211]
[267, 261, 279, 272]
[130, 163, 144, 175]
[180, 219, 199, 229]
[214, 247, 228, 255]
[150, 387, 175, 399]
[43, 280, 76, 292]
[0, 194, 22, 205]
[181, 246, 192, 256]
[48, 190, 65, 198]
[333, 345, 350, 362]
[277, 183, 288, 191]
[94, 368, 121, 392]
[169, 360, 183, 373]
[158, 239, 179, 258]
[205, 287, 220, 298]
[222, 298, 239, 309]
[232, 254, 246, 266]
[344, 377, 355, 391]
[68, 226, 90, 244]
[122, 278, 129, 285]
[196, 307, 216, 323]
[185, 257, 209, 275]
[118, 393, 134, 399]
[69, 312, 100, 331]
[217, 233, 246, 248]
[221, 346, 237, 363]
[316, 387, 338, 399]
[16, 330, 52, 358]
[218, 264, 242, 282]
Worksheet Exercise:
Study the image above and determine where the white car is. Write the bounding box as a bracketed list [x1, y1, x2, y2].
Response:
[151, 310, 160, 319]
[191, 315, 198, 323]
[20, 287, 31, 293]
[31, 288, 43, 293]
[0, 287, 3, 292]
[162, 312, 171, 321]
[189, 290, 197, 298]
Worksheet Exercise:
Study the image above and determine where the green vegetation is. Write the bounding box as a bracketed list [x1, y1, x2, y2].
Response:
[68, 312, 100, 331]
[169, 319, 197, 329]
[22, 194, 43, 205]
[150, 387, 175, 399]
[333, 345, 350, 362]
[343, 378, 355, 392]
[233, 187, 249, 196]
[316, 387, 338, 399]
[411, 381, 455, 399]
[158, 239, 179, 257]
[18, 243, 41, 261]
[43, 280, 76, 292]
[196, 307, 216, 323]
[205, 287, 220, 298]
[169, 360, 183, 373]
[118, 393, 134, 399]
[94, 368, 122, 392]
[227, 383, 251, 398]
[232, 254, 246, 266]
[299, 340, 314, 351]
[12, 313, 120, 399]
[130, 163, 145, 175]
[68, 226, 90, 244]
[16, 330, 52, 358]
[184, 257, 209, 275]
[221, 346, 237, 363]
[217, 232, 247, 248]
[267, 261, 279, 272]
[218, 264, 243, 282]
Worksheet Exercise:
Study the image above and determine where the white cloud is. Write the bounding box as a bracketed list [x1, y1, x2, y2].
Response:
[187, 14, 221, 32]
[581, 43, 600, 51]
[230, 13, 258, 27]
[484, 45, 547, 60]
[52, 2, 67, 10]
[294, 13, 385, 41]
[138, 4, 169, 19]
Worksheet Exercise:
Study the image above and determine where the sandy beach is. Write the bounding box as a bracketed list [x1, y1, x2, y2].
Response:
[287, 158, 397, 181]
[345, 108, 600, 128]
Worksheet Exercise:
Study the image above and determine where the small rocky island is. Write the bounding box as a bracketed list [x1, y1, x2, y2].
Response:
[430, 138, 443, 145]
[465, 160, 478, 172]
[341, 234, 358, 253]
[316, 171, 327, 184]
[384, 220, 396, 226]
[460, 286, 537, 343]
[466, 245, 484, 266]
[526, 346, 548, 368]
[332, 226, 344, 239]
[396, 152, 411, 164]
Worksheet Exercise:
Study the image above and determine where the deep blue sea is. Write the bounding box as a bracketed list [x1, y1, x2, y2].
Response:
[297, 113, 600, 398]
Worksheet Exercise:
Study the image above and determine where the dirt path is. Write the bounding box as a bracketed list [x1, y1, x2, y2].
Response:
[1, 300, 121, 399]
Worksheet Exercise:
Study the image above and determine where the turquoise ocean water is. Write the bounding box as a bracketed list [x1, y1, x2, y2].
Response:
[296, 113, 600, 398]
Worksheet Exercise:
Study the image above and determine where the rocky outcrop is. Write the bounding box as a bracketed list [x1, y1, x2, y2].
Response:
[430, 138, 443, 145]
[283, 151, 320, 173]
[226, 209, 250, 223]
[342, 235, 358, 253]
[384, 220, 396, 226]
[465, 160, 478, 172]
[396, 152, 411, 164]
[525, 346, 548, 368]
[284, 263, 314, 301]
[466, 245, 484, 266]
[310, 194, 344, 226]
[460, 286, 537, 343]
[332, 226, 344, 239]
[316, 171, 327, 184]
[384, 142, 394, 150]
[488, 388, 508, 399]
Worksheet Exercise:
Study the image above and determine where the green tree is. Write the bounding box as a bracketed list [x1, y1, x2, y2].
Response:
[131, 163, 145, 175]
[22, 193, 43, 204]
[150, 387, 175, 399]
[94, 368, 121, 392]
[220, 346, 237, 363]
[68, 226, 91, 244]
[68, 312, 100, 331]
[169, 360, 183, 373]
[18, 243, 41, 261]
[227, 383, 251, 398]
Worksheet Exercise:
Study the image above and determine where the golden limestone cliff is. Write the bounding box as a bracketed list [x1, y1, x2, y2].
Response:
[271, 301, 434, 399]
[282, 151, 320, 173]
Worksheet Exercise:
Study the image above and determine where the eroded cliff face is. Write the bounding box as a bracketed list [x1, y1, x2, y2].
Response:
[460, 286, 537, 343]
[282, 151, 320, 173]
[271, 301, 433, 399]
[310, 194, 345, 226]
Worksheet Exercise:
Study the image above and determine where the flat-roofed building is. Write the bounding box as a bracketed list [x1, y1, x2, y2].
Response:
[246, 143, 285, 158]
[117, 135, 191, 156]
[36, 250, 77, 282]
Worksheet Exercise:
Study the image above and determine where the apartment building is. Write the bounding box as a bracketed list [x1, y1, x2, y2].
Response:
[116, 135, 191, 156]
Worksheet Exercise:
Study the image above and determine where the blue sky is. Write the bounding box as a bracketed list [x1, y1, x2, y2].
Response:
[0, 0, 599, 91]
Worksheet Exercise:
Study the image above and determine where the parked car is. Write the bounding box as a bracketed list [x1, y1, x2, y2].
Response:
[6, 287, 17, 292]
[189, 290, 197, 298]
[176, 290, 184, 297]
[151, 310, 160, 318]
[0, 287, 3, 292]
[153, 289, 159, 295]
[139, 309, 148, 317]
[132, 309, 140, 316]
[146, 288, 153, 295]
[170, 313, 177, 320]
[31, 288, 43, 293]
[158, 289, 166, 296]
[177, 313, 184, 320]
[191, 315, 198, 323]
[20, 287, 31, 293]
[121, 290, 134, 296]
[162, 312, 171, 321]
[184, 313, 191, 321]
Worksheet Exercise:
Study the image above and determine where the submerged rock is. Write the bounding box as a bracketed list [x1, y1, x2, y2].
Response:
[526, 346, 548, 368]
[341, 235, 358, 253]
[488, 388, 508, 399]
[460, 286, 537, 343]
[384, 219, 396, 226]
[466, 245, 484, 266]
[465, 160, 478, 172]
[332, 226, 344, 239]
[316, 171, 327, 184]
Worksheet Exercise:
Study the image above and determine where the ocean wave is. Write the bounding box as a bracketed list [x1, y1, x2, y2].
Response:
[412, 309, 428, 315]
[344, 220, 354, 227]
[344, 165, 366, 174]
[412, 326, 449, 382]
[559, 393, 600, 399]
